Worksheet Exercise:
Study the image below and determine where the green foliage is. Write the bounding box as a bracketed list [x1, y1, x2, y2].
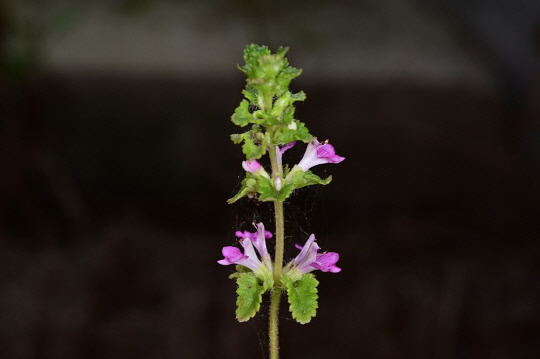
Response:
[230, 125, 269, 160]
[227, 174, 258, 204]
[273, 120, 313, 144]
[231, 100, 252, 127]
[235, 272, 266, 322]
[228, 166, 332, 203]
[282, 273, 319, 324]
[231, 44, 309, 151]
[228, 44, 332, 203]
[258, 181, 295, 202]
[288, 168, 332, 190]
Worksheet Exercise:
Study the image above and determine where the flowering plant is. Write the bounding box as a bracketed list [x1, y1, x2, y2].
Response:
[219, 44, 344, 358]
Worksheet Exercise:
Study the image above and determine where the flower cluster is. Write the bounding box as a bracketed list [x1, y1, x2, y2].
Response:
[218, 223, 273, 280]
[219, 222, 340, 283]
[229, 138, 345, 203]
[283, 234, 341, 282]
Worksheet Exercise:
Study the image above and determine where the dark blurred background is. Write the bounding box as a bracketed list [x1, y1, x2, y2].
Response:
[1, 0, 540, 358]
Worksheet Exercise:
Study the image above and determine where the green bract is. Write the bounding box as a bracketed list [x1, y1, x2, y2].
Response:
[228, 167, 332, 204]
[282, 273, 319, 324]
[235, 272, 273, 322]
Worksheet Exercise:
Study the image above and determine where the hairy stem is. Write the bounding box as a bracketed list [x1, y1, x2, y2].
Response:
[272, 200, 285, 281]
[269, 288, 282, 359]
[268, 144, 285, 359]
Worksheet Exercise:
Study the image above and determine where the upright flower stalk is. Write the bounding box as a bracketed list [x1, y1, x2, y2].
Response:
[219, 44, 345, 359]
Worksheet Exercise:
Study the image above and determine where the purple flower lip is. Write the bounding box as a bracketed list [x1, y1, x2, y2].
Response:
[218, 237, 262, 272]
[297, 139, 345, 172]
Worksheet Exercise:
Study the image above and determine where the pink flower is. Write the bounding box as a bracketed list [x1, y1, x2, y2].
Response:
[219, 222, 273, 272]
[297, 139, 344, 171]
[242, 160, 262, 173]
[217, 239, 262, 271]
[284, 234, 340, 281]
[275, 142, 296, 168]
[241, 160, 270, 180]
[235, 223, 272, 260]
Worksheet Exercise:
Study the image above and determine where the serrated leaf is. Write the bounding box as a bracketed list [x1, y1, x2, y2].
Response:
[236, 272, 266, 322]
[242, 137, 265, 159]
[231, 100, 252, 127]
[274, 121, 313, 144]
[230, 126, 268, 160]
[242, 88, 258, 104]
[257, 180, 294, 202]
[270, 91, 306, 122]
[239, 44, 271, 77]
[285, 168, 332, 192]
[283, 273, 319, 324]
[276, 66, 302, 93]
[291, 91, 306, 102]
[227, 177, 257, 203]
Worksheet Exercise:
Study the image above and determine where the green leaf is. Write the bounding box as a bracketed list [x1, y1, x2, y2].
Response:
[236, 272, 266, 322]
[242, 88, 258, 105]
[270, 91, 306, 122]
[230, 133, 243, 144]
[242, 136, 265, 159]
[274, 120, 313, 144]
[276, 66, 302, 93]
[240, 44, 272, 77]
[287, 168, 332, 190]
[227, 177, 257, 203]
[257, 179, 294, 202]
[283, 273, 319, 324]
[231, 100, 252, 127]
[230, 126, 269, 160]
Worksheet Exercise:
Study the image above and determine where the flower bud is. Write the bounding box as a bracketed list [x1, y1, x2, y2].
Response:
[242, 160, 261, 173]
[274, 176, 282, 191]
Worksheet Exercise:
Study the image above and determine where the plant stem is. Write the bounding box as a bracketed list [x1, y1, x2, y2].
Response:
[268, 144, 285, 359]
[272, 200, 285, 281]
[269, 288, 282, 359]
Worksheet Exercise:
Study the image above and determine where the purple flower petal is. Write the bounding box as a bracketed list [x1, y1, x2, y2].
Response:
[294, 234, 319, 271]
[290, 234, 341, 275]
[297, 139, 345, 171]
[281, 142, 296, 153]
[223, 222, 274, 272]
[312, 252, 341, 272]
[242, 160, 261, 173]
[217, 246, 247, 265]
[218, 238, 263, 271]
[252, 223, 270, 258]
[316, 143, 336, 157]
[275, 142, 296, 168]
